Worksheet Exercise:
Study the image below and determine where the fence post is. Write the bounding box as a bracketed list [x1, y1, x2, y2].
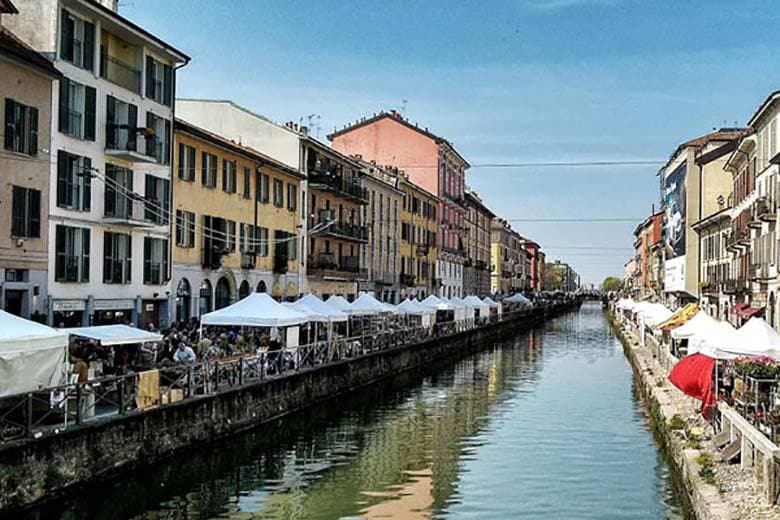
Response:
[239, 357, 244, 386]
[187, 367, 193, 398]
[118, 378, 125, 415]
[75, 384, 82, 425]
[26, 393, 33, 437]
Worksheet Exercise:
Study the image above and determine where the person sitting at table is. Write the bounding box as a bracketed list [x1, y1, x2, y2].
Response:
[173, 342, 197, 364]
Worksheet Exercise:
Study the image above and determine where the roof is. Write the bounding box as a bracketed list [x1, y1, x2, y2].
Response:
[0, 0, 18, 14]
[695, 138, 740, 166]
[747, 90, 780, 127]
[303, 133, 364, 169]
[633, 210, 663, 237]
[174, 118, 303, 179]
[80, 0, 189, 63]
[328, 110, 470, 168]
[662, 128, 746, 171]
[464, 190, 496, 217]
[399, 175, 438, 201]
[0, 27, 61, 78]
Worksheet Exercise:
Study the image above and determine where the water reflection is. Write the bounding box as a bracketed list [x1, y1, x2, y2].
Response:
[26, 303, 681, 520]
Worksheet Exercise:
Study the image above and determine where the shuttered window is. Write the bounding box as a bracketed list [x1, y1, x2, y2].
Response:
[144, 174, 170, 225]
[56, 150, 91, 210]
[11, 186, 40, 238]
[4, 99, 38, 155]
[103, 232, 132, 284]
[55, 225, 90, 282]
[58, 78, 95, 140]
[222, 160, 237, 193]
[143, 237, 169, 284]
[59, 9, 95, 71]
[201, 152, 218, 188]
[178, 143, 196, 181]
[145, 56, 172, 106]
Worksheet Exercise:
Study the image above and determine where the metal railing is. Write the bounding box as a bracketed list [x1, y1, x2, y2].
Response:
[0, 303, 570, 445]
[100, 53, 141, 93]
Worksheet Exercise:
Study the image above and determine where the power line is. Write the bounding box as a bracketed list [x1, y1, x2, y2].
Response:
[506, 218, 642, 222]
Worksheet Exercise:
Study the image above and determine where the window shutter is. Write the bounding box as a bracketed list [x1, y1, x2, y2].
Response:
[163, 118, 171, 165]
[55, 225, 65, 281]
[105, 95, 116, 149]
[128, 103, 138, 151]
[84, 86, 96, 141]
[163, 239, 170, 281]
[188, 146, 196, 181]
[145, 112, 154, 157]
[144, 175, 154, 222]
[4, 98, 14, 151]
[60, 10, 73, 62]
[82, 157, 92, 210]
[83, 20, 95, 71]
[210, 155, 217, 188]
[103, 232, 113, 283]
[143, 236, 151, 282]
[29, 107, 38, 155]
[163, 65, 172, 106]
[188, 213, 195, 246]
[145, 56, 154, 98]
[162, 179, 171, 225]
[201, 151, 208, 185]
[81, 228, 90, 282]
[178, 143, 185, 179]
[29, 189, 40, 238]
[126, 235, 132, 283]
[58, 77, 70, 134]
[222, 160, 227, 191]
[11, 186, 24, 237]
[56, 151, 68, 208]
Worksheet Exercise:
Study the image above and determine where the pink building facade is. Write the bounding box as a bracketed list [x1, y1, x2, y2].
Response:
[330, 111, 469, 298]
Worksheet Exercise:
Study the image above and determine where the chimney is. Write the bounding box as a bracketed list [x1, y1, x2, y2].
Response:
[300, 126, 308, 135]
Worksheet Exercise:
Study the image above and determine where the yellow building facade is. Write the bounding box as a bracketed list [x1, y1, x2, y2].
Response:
[172, 119, 303, 320]
[399, 177, 439, 300]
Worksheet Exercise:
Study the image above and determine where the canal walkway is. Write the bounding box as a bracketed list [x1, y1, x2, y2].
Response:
[21, 301, 682, 519]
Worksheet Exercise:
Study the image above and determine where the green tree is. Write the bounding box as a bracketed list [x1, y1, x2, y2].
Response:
[543, 265, 565, 290]
[601, 276, 623, 292]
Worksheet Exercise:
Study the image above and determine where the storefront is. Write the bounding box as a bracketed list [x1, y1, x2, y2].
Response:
[52, 299, 86, 327]
[92, 299, 135, 326]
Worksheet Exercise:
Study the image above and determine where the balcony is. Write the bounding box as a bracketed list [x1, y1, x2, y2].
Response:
[308, 172, 368, 203]
[415, 245, 430, 257]
[441, 245, 467, 258]
[723, 278, 748, 294]
[100, 53, 141, 93]
[105, 125, 157, 163]
[307, 253, 367, 281]
[313, 217, 368, 243]
[401, 273, 416, 287]
[750, 263, 771, 281]
[103, 194, 155, 228]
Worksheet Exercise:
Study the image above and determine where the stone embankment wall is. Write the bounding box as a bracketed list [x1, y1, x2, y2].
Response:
[0, 302, 577, 512]
[610, 311, 780, 520]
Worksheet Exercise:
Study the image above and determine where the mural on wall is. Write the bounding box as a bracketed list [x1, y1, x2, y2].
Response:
[663, 162, 687, 258]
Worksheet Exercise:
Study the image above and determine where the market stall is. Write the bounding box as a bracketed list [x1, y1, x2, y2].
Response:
[482, 296, 502, 316]
[0, 310, 69, 397]
[396, 298, 435, 328]
[451, 297, 476, 321]
[421, 295, 456, 325]
[505, 293, 532, 307]
[463, 295, 490, 320]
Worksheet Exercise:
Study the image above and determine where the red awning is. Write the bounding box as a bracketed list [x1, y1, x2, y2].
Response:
[738, 306, 763, 319]
[668, 353, 715, 418]
[730, 302, 749, 314]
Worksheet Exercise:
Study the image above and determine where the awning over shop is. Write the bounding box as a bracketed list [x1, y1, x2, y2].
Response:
[738, 306, 764, 320]
[396, 299, 435, 316]
[421, 295, 455, 311]
[65, 325, 163, 346]
[721, 317, 780, 359]
[296, 294, 348, 322]
[0, 310, 69, 397]
[670, 311, 716, 340]
[730, 302, 749, 315]
[655, 303, 699, 330]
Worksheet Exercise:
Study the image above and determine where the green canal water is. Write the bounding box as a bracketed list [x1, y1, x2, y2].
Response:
[26, 302, 684, 519]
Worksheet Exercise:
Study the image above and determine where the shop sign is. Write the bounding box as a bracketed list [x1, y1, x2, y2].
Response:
[53, 300, 85, 311]
[145, 303, 155, 311]
[93, 299, 135, 311]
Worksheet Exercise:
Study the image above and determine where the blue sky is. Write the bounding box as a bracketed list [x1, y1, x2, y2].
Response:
[123, 0, 780, 285]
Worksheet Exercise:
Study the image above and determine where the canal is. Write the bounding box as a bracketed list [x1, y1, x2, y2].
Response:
[25, 302, 684, 519]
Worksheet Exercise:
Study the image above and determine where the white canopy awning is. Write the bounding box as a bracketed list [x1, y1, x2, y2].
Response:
[464, 295, 490, 313]
[283, 301, 327, 323]
[297, 294, 348, 322]
[324, 295, 365, 316]
[689, 321, 738, 359]
[721, 317, 780, 358]
[397, 298, 435, 316]
[420, 295, 455, 311]
[65, 324, 163, 346]
[505, 293, 532, 306]
[0, 310, 69, 397]
[481, 297, 500, 308]
[350, 293, 390, 315]
[616, 298, 636, 310]
[201, 293, 307, 328]
[670, 311, 718, 340]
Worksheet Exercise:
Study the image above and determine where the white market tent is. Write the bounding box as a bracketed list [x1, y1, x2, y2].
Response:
[482, 296, 502, 315]
[65, 324, 163, 346]
[721, 317, 780, 359]
[505, 293, 532, 306]
[0, 310, 69, 397]
[325, 295, 374, 316]
[689, 321, 737, 359]
[201, 293, 308, 328]
[297, 294, 348, 322]
[450, 297, 474, 321]
[616, 298, 636, 310]
[670, 311, 718, 340]
[283, 301, 327, 322]
[397, 299, 435, 327]
[350, 293, 396, 315]
[464, 295, 490, 316]
[421, 295, 455, 311]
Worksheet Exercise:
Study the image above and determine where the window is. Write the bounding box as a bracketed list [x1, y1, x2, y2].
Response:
[222, 159, 237, 193]
[143, 237, 169, 284]
[242, 167, 252, 199]
[239, 223, 251, 253]
[55, 225, 90, 282]
[56, 151, 91, 210]
[226, 220, 236, 252]
[256, 172, 269, 203]
[145, 56, 172, 106]
[59, 9, 94, 71]
[11, 186, 40, 238]
[144, 174, 170, 225]
[273, 179, 284, 207]
[103, 232, 131, 284]
[58, 78, 95, 140]
[257, 227, 269, 257]
[202, 152, 217, 188]
[104, 164, 133, 219]
[287, 184, 297, 212]
[176, 210, 195, 248]
[106, 96, 137, 152]
[4, 99, 38, 155]
[177, 143, 196, 181]
[145, 112, 170, 164]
